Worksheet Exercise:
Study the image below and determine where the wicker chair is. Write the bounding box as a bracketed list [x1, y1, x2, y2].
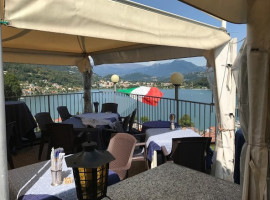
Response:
[35, 112, 54, 160]
[107, 133, 137, 180]
[57, 106, 72, 121]
[162, 137, 212, 173]
[101, 103, 118, 113]
[46, 123, 83, 159]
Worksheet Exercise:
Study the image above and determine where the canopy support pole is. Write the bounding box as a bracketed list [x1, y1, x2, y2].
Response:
[82, 69, 93, 113]
[0, 15, 9, 200]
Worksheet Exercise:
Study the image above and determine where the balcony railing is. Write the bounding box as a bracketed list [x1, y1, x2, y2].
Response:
[7, 91, 217, 138]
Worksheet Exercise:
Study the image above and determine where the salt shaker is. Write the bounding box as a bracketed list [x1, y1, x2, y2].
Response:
[169, 113, 175, 130]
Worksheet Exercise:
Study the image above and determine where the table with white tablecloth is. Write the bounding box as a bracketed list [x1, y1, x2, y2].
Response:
[145, 128, 200, 168]
[9, 158, 120, 200]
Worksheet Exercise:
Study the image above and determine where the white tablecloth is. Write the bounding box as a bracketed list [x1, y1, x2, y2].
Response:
[146, 128, 200, 154]
[75, 113, 119, 128]
[8, 160, 76, 200]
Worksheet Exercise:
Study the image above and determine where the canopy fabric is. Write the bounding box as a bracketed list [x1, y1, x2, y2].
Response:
[178, 0, 270, 198]
[177, 0, 247, 24]
[2, 0, 230, 70]
[209, 39, 237, 182]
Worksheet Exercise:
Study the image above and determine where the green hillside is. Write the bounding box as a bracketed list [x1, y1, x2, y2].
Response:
[3, 63, 99, 88]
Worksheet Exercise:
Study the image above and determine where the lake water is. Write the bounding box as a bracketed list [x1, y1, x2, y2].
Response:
[23, 88, 216, 132]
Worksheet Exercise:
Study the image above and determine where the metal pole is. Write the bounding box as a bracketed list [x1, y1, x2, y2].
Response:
[113, 83, 116, 103]
[175, 85, 179, 124]
[0, 18, 9, 199]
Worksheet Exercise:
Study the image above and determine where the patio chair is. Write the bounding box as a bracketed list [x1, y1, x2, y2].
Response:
[107, 133, 137, 180]
[35, 112, 54, 160]
[6, 121, 16, 169]
[162, 137, 212, 173]
[57, 106, 72, 121]
[46, 123, 82, 159]
[128, 109, 136, 133]
[101, 103, 118, 113]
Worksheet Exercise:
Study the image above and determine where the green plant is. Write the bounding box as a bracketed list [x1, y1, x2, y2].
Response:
[140, 115, 149, 123]
[4, 72, 22, 100]
[179, 114, 194, 127]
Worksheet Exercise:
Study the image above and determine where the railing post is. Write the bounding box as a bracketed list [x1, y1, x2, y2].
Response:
[48, 95, 51, 114]
[136, 95, 139, 126]
[175, 85, 179, 124]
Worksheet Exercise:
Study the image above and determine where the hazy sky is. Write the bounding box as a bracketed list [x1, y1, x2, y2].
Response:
[130, 0, 247, 66]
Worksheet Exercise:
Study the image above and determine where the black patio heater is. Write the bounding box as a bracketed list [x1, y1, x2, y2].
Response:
[66, 142, 114, 200]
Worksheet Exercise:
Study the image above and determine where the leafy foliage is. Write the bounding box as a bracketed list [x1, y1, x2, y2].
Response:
[179, 114, 194, 127]
[140, 115, 150, 123]
[4, 72, 22, 100]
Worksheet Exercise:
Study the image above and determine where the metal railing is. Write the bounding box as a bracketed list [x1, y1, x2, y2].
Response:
[7, 91, 217, 138]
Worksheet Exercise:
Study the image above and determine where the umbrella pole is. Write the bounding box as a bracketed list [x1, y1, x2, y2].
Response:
[0, 19, 9, 199]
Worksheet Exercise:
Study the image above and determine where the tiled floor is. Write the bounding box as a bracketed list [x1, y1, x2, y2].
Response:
[10, 143, 147, 178]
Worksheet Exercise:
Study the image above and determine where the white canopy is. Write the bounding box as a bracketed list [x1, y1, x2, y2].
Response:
[0, 0, 233, 198]
[2, 0, 230, 71]
[178, 0, 247, 24]
[178, 0, 270, 199]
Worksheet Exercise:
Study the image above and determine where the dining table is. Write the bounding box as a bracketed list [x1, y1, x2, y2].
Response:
[141, 120, 179, 133]
[62, 112, 120, 129]
[62, 112, 120, 150]
[107, 162, 241, 200]
[8, 161, 241, 200]
[5, 101, 37, 148]
[145, 128, 200, 168]
[8, 157, 120, 200]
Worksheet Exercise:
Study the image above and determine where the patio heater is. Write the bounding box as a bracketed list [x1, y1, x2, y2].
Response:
[170, 72, 183, 124]
[66, 142, 114, 200]
[111, 74, 119, 103]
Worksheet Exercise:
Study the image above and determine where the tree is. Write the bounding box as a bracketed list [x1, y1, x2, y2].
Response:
[4, 72, 22, 100]
[179, 114, 194, 127]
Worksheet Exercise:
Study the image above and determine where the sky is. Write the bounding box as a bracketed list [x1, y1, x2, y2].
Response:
[130, 0, 247, 66]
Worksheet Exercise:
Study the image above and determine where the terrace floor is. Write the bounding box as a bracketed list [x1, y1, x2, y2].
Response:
[9, 142, 148, 178]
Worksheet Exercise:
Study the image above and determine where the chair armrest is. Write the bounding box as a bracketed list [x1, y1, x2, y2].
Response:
[135, 142, 146, 147]
[161, 146, 169, 156]
[161, 146, 173, 163]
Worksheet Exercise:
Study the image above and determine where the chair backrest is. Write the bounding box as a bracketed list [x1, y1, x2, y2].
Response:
[107, 133, 137, 180]
[101, 103, 118, 113]
[170, 137, 211, 172]
[35, 112, 54, 131]
[57, 106, 72, 121]
[122, 115, 130, 132]
[128, 109, 136, 132]
[46, 123, 75, 154]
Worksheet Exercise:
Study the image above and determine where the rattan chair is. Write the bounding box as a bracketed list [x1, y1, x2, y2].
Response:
[46, 123, 83, 159]
[35, 112, 54, 160]
[57, 106, 72, 121]
[101, 103, 118, 113]
[162, 137, 212, 173]
[107, 133, 137, 180]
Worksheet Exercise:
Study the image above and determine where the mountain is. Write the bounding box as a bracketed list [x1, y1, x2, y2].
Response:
[93, 60, 205, 77]
[93, 63, 147, 76]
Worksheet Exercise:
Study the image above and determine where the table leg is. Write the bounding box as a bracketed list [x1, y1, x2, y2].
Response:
[151, 151, 157, 168]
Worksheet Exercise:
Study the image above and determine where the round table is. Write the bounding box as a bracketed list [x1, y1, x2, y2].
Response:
[141, 120, 179, 133]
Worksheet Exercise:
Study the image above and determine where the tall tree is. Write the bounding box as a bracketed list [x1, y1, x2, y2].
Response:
[4, 72, 22, 100]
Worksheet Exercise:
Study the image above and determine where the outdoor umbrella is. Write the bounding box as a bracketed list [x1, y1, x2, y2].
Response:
[117, 86, 163, 106]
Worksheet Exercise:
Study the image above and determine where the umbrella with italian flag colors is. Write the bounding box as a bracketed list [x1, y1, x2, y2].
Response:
[117, 86, 163, 106]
